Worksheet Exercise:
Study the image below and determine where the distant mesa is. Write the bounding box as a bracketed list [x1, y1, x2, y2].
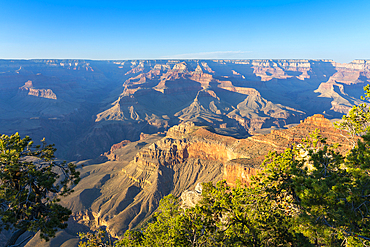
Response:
[19, 80, 57, 100]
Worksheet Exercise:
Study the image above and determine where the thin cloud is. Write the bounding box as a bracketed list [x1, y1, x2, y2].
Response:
[162, 51, 252, 59]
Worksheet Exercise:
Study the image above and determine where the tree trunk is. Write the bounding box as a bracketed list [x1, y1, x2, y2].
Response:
[5, 228, 27, 247]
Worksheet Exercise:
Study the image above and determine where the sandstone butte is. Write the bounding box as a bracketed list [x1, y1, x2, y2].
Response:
[19, 80, 57, 100]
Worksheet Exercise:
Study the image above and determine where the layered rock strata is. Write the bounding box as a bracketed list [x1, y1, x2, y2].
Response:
[224, 114, 353, 186]
[19, 80, 57, 99]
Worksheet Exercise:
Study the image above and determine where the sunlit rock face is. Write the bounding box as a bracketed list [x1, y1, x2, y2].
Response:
[18, 80, 57, 100]
[223, 114, 353, 187]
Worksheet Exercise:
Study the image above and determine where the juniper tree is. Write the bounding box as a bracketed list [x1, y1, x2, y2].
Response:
[0, 133, 80, 246]
[335, 84, 370, 147]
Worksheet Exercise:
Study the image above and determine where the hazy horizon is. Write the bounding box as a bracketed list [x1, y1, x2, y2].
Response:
[0, 58, 367, 64]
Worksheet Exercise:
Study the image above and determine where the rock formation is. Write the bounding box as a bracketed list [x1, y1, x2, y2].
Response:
[19, 80, 57, 99]
[181, 183, 203, 209]
[224, 114, 353, 186]
[103, 140, 132, 161]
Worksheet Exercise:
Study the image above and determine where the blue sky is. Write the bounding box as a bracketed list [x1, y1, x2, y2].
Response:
[0, 0, 369, 62]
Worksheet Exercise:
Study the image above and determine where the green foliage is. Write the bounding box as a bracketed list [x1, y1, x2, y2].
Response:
[0, 133, 80, 246]
[335, 84, 370, 146]
[117, 194, 222, 247]
[79, 230, 113, 247]
[118, 195, 193, 246]
[138, 195, 185, 246]
[260, 130, 370, 245]
[115, 230, 143, 247]
[118, 181, 309, 247]
[197, 180, 307, 246]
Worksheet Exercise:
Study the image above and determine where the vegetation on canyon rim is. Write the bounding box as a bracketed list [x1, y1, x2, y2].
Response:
[0, 133, 80, 247]
[0, 85, 369, 246]
[80, 85, 370, 246]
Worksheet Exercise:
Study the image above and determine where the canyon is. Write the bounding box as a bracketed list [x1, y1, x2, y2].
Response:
[1, 59, 368, 161]
[0, 59, 368, 246]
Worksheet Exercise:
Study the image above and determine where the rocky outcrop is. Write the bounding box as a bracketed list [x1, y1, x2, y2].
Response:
[224, 160, 260, 187]
[103, 140, 132, 161]
[300, 114, 335, 128]
[181, 183, 203, 209]
[62, 128, 226, 238]
[94, 60, 312, 138]
[68, 58, 369, 159]
[329, 60, 370, 85]
[19, 80, 57, 99]
[130, 124, 248, 171]
[110, 140, 132, 152]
